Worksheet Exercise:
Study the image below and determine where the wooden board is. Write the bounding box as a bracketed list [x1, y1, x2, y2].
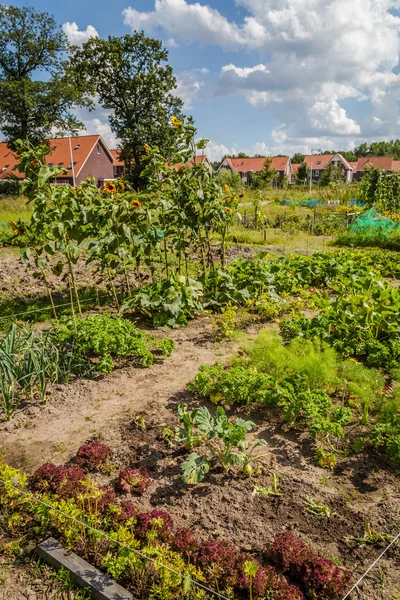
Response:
[36, 537, 133, 600]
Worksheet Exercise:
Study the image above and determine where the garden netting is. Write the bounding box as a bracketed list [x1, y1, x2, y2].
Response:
[349, 207, 400, 237]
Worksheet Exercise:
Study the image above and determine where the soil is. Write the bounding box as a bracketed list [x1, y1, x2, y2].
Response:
[1, 248, 400, 600]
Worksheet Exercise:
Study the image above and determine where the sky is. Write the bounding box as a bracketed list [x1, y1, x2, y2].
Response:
[11, 0, 400, 161]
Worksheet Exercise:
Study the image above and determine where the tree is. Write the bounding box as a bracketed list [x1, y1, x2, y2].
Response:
[260, 157, 278, 187]
[217, 168, 242, 190]
[235, 152, 250, 158]
[249, 157, 278, 188]
[69, 33, 184, 187]
[339, 151, 357, 162]
[319, 162, 346, 187]
[296, 162, 310, 185]
[292, 152, 305, 164]
[0, 5, 88, 147]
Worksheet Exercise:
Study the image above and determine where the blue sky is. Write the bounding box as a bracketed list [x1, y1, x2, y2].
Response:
[13, 0, 400, 160]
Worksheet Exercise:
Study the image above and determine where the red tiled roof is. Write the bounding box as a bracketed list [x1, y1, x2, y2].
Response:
[348, 162, 358, 169]
[0, 145, 20, 179]
[226, 156, 289, 173]
[356, 156, 394, 171]
[304, 153, 353, 171]
[291, 163, 301, 174]
[392, 160, 400, 171]
[0, 135, 113, 179]
[304, 154, 334, 170]
[110, 149, 124, 167]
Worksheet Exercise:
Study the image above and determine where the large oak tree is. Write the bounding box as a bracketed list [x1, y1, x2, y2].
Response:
[0, 5, 89, 147]
[69, 32, 184, 187]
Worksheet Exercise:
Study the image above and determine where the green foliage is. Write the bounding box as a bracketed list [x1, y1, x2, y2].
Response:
[52, 313, 174, 374]
[295, 162, 310, 185]
[176, 404, 265, 483]
[335, 229, 400, 251]
[318, 162, 346, 187]
[0, 5, 89, 145]
[68, 32, 183, 188]
[281, 280, 400, 370]
[249, 157, 278, 188]
[0, 324, 61, 420]
[292, 153, 306, 164]
[369, 385, 400, 461]
[187, 362, 275, 406]
[359, 164, 400, 212]
[242, 331, 339, 390]
[217, 168, 243, 191]
[122, 276, 203, 328]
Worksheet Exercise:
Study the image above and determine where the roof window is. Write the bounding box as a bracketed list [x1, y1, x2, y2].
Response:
[67, 162, 77, 169]
[58, 162, 64, 166]
[316, 161, 321, 165]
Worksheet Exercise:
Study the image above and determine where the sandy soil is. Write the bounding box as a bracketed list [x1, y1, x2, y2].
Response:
[0, 317, 236, 471]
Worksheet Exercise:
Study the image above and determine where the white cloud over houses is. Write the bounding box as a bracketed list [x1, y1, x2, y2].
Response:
[175, 69, 208, 109]
[62, 22, 99, 46]
[205, 141, 231, 163]
[123, 0, 400, 148]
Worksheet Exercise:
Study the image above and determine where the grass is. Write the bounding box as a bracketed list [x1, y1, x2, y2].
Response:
[219, 226, 334, 255]
[334, 230, 400, 251]
[0, 195, 31, 223]
[237, 183, 360, 205]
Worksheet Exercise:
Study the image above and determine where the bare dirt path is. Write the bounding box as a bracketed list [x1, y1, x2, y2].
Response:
[0, 317, 235, 472]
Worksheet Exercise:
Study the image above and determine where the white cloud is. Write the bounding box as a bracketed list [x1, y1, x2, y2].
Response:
[205, 141, 231, 163]
[124, 0, 400, 147]
[85, 118, 119, 148]
[122, 0, 266, 50]
[166, 37, 178, 48]
[175, 69, 209, 108]
[62, 22, 99, 46]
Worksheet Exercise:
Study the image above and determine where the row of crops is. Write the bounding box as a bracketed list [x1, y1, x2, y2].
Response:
[2, 121, 400, 599]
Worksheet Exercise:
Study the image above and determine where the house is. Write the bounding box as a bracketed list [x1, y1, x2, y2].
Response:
[218, 156, 291, 186]
[0, 135, 115, 186]
[110, 149, 124, 179]
[351, 156, 400, 181]
[303, 153, 354, 184]
[291, 163, 301, 183]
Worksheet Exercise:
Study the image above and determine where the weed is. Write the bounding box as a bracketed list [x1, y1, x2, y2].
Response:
[304, 496, 331, 518]
[252, 473, 282, 497]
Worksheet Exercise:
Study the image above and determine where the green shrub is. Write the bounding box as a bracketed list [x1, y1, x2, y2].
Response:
[52, 313, 174, 374]
[122, 276, 203, 328]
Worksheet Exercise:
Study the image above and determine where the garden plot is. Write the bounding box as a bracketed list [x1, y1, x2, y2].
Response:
[2, 133, 400, 599]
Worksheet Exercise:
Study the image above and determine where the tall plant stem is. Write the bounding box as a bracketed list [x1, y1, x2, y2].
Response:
[221, 225, 227, 268]
[107, 269, 120, 310]
[66, 253, 82, 316]
[68, 281, 77, 333]
[40, 267, 58, 321]
[163, 235, 169, 277]
[123, 263, 131, 295]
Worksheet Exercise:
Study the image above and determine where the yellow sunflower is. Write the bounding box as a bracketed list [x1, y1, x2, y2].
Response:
[224, 184, 230, 192]
[171, 115, 183, 128]
[225, 207, 233, 214]
[143, 143, 151, 155]
[131, 199, 142, 209]
[104, 181, 117, 194]
[117, 181, 125, 192]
